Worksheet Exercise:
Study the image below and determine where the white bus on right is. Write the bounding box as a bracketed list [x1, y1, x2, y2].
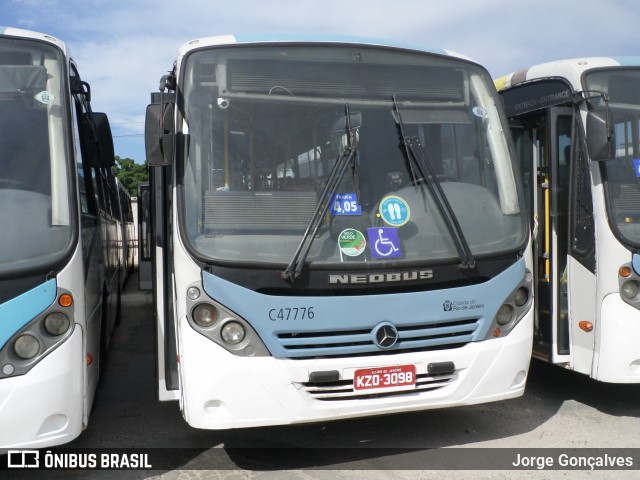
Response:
[495, 57, 640, 382]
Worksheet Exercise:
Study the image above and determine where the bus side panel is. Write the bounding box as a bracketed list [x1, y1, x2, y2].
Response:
[567, 257, 596, 376]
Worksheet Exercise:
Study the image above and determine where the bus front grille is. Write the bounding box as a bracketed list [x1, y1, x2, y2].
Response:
[276, 318, 480, 359]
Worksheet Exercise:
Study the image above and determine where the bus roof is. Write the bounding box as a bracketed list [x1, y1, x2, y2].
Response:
[0, 25, 67, 53]
[175, 34, 473, 65]
[495, 56, 640, 92]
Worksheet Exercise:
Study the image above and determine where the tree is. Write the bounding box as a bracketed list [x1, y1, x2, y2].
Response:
[113, 156, 148, 195]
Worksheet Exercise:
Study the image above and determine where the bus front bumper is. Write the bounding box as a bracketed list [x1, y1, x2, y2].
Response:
[177, 309, 533, 430]
[0, 328, 84, 449]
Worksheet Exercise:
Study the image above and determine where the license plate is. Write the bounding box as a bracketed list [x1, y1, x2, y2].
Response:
[353, 364, 416, 391]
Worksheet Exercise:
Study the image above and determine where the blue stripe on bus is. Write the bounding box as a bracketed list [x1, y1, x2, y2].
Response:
[0, 279, 56, 349]
[233, 34, 449, 56]
[202, 258, 525, 358]
[611, 56, 640, 66]
[633, 254, 640, 276]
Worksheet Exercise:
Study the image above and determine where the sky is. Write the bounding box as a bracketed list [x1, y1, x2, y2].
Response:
[4, 0, 639, 163]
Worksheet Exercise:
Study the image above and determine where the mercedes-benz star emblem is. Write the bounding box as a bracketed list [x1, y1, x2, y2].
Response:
[374, 324, 399, 349]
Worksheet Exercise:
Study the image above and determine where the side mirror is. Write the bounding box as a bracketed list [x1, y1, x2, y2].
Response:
[586, 110, 615, 161]
[145, 100, 175, 166]
[83, 112, 115, 168]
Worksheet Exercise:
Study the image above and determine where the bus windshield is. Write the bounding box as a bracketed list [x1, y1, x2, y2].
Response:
[180, 45, 526, 267]
[0, 38, 72, 275]
[584, 68, 640, 247]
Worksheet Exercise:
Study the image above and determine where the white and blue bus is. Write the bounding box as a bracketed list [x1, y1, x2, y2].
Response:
[496, 57, 640, 382]
[141, 35, 533, 429]
[0, 27, 123, 448]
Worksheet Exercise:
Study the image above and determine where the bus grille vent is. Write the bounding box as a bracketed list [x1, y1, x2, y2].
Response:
[276, 318, 480, 359]
[299, 372, 457, 401]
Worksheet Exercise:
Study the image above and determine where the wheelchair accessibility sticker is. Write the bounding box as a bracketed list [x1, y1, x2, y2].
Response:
[379, 195, 410, 227]
[368, 227, 402, 259]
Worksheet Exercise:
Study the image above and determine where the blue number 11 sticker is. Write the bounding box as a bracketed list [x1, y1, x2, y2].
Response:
[331, 193, 362, 215]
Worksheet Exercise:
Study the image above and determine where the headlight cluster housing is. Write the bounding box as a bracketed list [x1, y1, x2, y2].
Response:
[485, 270, 533, 339]
[619, 263, 640, 309]
[186, 283, 269, 357]
[0, 289, 74, 378]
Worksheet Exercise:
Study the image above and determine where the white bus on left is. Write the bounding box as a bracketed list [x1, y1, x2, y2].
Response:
[0, 26, 127, 448]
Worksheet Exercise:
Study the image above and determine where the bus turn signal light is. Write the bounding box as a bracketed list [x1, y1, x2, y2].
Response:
[579, 321, 594, 332]
[619, 266, 632, 278]
[59, 293, 73, 307]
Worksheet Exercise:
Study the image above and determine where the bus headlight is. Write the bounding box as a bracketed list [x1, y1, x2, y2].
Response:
[221, 321, 246, 345]
[621, 280, 640, 300]
[485, 269, 533, 339]
[44, 312, 71, 335]
[514, 287, 529, 307]
[14, 335, 40, 359]
[496, 304, 515, 325]
[187, 287, 201, 300]
[192, 303, 218, 328]
[185, 281, 270, 357]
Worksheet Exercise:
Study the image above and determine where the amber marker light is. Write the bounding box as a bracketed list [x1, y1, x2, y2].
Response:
[579, 321, 594, 332]
[87, 353, 93, 365]
[59, 293, 73, 307]
[619, 266, 632, 278]
[492, 327, 501, 337]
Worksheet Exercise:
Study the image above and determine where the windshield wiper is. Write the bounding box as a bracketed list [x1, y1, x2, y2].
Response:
[392, 96, 476, 270]
[282, 104, 360, 281]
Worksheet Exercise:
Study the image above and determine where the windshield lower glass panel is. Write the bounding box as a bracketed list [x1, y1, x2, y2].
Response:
[180, 45, 526, 267]
[0, 37, 71, 274]
[585, 68, 640, 247]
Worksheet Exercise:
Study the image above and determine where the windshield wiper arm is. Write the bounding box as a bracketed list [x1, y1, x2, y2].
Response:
[282, 104, 360, 281]
[392, 96, 476, 270]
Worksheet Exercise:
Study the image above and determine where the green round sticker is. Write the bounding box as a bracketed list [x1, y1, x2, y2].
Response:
[338, 228, 367, 257]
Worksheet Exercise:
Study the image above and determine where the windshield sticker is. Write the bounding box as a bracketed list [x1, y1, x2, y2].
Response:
[472, 106, 487, 118]
[634, 159, 640, 177]
[338, 228, 367, 258]
[331, 193, 362, 216]
[368, 227, 402, 259]
[34, 91, 55, 105]
[379, 195, 410, 227]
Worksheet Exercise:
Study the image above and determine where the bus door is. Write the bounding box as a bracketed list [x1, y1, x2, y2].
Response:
[511, 107, 573, 363]
[151, 167, 180, 400]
